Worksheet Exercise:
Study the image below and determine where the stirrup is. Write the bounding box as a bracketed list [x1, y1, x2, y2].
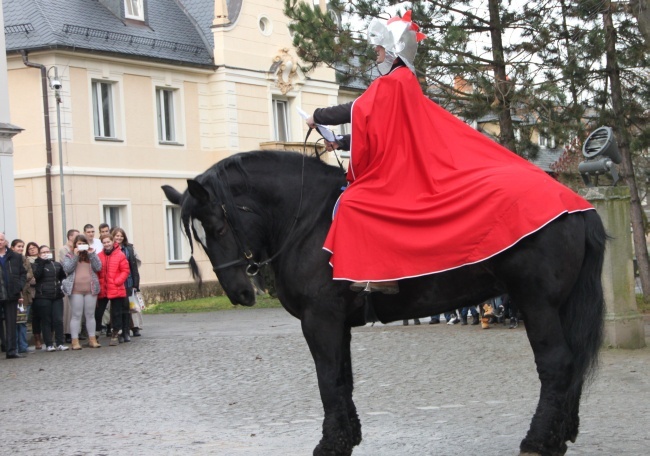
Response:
[350, 282, 372, 293]
[350, 281, 399, 295]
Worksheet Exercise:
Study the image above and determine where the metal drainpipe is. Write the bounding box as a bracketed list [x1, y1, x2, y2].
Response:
[20, 50, 56, 256]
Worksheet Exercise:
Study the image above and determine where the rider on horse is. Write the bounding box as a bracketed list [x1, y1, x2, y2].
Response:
[307, 11, 593, 295]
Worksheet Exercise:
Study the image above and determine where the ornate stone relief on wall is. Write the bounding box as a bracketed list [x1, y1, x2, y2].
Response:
[271, 48, 298, 94]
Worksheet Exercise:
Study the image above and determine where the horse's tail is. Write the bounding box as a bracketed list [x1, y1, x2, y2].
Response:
[560, 209, 607, 391]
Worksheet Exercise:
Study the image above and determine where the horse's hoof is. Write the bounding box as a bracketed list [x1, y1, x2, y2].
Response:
[520, 445, 567, 456]
[313, 443, 352, 456]
[349, 414, 362, 446]
[565, 420, 579, 443]
[521, 436, 568, 456]
[519, 453, 566, 456]
[351, 431, 362, 447]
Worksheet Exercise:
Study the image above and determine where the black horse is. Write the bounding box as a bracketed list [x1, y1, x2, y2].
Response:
[162, 150, 606, 456]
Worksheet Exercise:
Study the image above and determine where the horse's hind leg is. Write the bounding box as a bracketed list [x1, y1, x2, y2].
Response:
[519, 305, 575, 456]
[342, 326, 362, 446]
[563, 384, 581, 444]
[302, 313, 356, 456]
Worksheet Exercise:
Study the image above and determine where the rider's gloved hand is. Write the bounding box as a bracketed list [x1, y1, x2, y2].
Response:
[324, 140, 339, 152]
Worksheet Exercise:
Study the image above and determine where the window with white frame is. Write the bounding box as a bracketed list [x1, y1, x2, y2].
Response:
[124, 0, 144, 21]
[103, 204, 127, 231]
[165, 205, 187, 263]
[272, 98, 290, 142]
[156, 88, 177, 143]
[539, 134, 548, 147]
[539, 133, 555, 148]
[92, 81, 116, 138]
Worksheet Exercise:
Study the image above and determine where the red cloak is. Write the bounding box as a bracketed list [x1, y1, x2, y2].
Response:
[322, 66, 593, 282]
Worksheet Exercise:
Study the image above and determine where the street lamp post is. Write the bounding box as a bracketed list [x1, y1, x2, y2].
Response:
[47, 66, 66, 244]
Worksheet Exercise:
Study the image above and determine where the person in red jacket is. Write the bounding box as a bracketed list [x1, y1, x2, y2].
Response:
[96, 234, 130, 346]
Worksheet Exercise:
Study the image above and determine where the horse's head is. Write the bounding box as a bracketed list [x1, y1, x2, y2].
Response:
[162, 174, 257, 307]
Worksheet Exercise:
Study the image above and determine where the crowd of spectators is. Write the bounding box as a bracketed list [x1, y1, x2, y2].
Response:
[0, 223, 143, 359]
[403, 294, 519, 329]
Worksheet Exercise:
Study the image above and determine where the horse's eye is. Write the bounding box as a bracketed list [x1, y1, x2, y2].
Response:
[218, 225, 228, 236]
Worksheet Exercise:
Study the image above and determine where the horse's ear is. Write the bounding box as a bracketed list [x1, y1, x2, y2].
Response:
[187, 179, 211, 205]
[161, 185, 183, 205]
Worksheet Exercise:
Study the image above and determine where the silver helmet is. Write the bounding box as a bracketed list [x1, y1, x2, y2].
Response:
[367, 10, 426, 74]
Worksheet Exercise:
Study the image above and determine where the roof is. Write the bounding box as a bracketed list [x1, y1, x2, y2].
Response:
[3, 0, 214, 67]
[0, 122, 24, 134]
[529, 146, 563, 173]
[161, 0, 243, 50]
[476, 112, 531, 124]
[475, 125, 562, 173]
[177, 0, 216, 48]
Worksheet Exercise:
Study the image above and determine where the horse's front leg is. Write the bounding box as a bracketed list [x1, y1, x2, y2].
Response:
[302, 311, 356, 456]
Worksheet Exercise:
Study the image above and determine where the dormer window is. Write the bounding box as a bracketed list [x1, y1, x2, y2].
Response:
[124, 0, 144, 21]
[539, 134, 556, 149]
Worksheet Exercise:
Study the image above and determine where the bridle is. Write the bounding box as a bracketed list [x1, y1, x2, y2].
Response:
[205, 202, 259, 276]
[201, 125, 346, 277]
[208, 150, 307, 277]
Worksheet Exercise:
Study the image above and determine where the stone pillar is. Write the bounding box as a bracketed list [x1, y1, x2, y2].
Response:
[0, 5, 23, 239]
[579, 186, 646, 348]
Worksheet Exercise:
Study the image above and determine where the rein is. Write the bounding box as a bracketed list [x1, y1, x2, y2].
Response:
[210, 149, 307, 277]
[308, 126, 346, 174]
[208, 125, 345, 276]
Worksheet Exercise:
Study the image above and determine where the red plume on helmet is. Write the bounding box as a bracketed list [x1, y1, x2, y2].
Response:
[367, 10, 426, 73]
[387, 10, 427, 42]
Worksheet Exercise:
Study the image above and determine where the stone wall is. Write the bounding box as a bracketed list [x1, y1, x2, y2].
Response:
[140, 281, 224, 304]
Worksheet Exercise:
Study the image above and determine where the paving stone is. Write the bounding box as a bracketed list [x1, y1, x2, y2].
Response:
[1, 308, 648, 455]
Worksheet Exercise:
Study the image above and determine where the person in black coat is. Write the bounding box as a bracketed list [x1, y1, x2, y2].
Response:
[32, 245, 68, 351]
[0, 232, 28, 358]
[112, 228, 141, 339]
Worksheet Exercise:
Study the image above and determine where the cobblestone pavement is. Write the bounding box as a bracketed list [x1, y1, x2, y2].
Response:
[1, 308, 649, 456]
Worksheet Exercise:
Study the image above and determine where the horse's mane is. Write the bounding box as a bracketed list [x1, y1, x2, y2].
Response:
[182, 151, 346, 285]
[200, 149, 341, 217]
[205, 150, 343, 183]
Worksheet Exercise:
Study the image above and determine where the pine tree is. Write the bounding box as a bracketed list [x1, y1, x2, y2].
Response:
[600, 0, 650, 297]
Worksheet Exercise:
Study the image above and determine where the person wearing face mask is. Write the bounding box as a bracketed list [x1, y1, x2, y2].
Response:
[32, 245, 68, 352]
[304, 17, 418, 154]
[96, 234, 130, 346]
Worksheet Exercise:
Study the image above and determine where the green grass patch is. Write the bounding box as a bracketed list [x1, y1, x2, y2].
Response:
[636, 294, 650, 313]
[143, 294, 282, 314]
